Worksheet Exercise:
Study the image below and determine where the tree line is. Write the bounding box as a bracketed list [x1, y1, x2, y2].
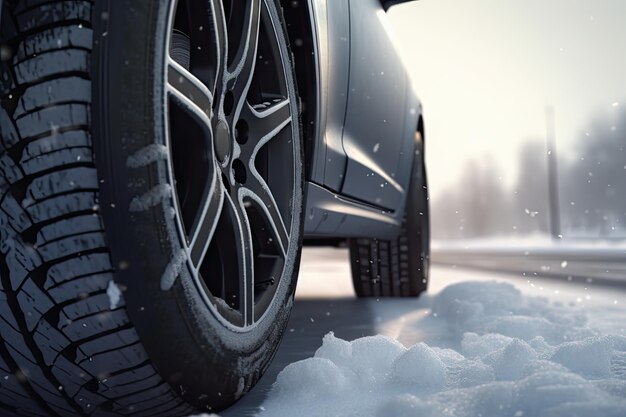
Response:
[431, 107, 626, 240]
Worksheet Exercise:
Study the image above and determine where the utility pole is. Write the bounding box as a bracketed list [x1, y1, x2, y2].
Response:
[545, 105, 561, 240]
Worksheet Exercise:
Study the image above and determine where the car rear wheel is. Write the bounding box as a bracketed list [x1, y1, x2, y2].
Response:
[0, 0, 303, 415]
[349, 130, 430, 298]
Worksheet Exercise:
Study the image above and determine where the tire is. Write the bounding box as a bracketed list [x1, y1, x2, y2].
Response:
[0, 0, 303, 415]
[349, 130, 430, 298]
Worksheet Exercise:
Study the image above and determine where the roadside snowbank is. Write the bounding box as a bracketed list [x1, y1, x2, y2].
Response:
[258, 281, 626, 417]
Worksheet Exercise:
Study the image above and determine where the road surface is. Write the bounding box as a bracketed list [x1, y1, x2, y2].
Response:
[433, 244, 626, 287]
[222, 247, 626, 416]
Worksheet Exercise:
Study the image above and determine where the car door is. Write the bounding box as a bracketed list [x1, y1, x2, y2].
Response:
[340, 0, 416, 211]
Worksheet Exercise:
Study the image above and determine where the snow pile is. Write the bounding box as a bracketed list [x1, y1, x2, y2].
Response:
[258, 281, 626, 417]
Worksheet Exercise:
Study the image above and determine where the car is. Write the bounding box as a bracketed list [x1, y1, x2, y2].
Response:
[0, 0, 429, 415]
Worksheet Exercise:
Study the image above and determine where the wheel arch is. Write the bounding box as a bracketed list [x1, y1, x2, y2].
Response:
[417, 112, 426, 156]
[418, 113, 425, 142]
[415, 110, 427, 195]
[280, 0, 318, 180]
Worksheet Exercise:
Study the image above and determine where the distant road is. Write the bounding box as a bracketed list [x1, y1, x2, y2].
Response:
[432, 244, 626, 287]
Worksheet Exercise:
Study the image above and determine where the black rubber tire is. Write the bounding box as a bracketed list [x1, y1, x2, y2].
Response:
[349, 131, 430, 298]
[0, 0, 303, 415]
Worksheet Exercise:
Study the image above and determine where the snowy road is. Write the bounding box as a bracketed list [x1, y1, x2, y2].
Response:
[433, 244, 626, 287]
[221, 247, 626, 417]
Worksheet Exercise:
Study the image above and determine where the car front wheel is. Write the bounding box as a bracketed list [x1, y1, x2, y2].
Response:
[0, 0, 303, 415]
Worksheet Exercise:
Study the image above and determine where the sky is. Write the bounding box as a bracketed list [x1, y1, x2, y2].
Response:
[387, 0, 626, 200]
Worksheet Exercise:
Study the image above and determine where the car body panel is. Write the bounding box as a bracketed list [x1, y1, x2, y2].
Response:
[304, 182, 401, 239]
[301, 0, 422, 239]
[340, 0, 418, 210]
[306, 0, 351, 192]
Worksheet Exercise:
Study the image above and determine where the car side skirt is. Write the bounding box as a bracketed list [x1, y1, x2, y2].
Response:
[303, 181, 402, 239]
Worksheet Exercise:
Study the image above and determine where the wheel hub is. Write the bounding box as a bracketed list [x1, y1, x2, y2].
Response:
[215, 120, 231, 163]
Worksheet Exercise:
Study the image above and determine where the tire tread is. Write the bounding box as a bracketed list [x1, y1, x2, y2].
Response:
[349, 160, 429, 298]
[0, 2, 193, 415]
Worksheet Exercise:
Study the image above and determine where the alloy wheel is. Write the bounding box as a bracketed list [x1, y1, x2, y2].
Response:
[163, 0, 298, 330]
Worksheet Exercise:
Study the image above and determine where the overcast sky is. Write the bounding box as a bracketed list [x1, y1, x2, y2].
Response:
[387, 0, 626, 200]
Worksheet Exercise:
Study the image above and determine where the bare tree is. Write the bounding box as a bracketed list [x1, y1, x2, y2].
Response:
[431, 107, 626, 241]
[432, 157, 511, 239]
[560, 108, 626, 237]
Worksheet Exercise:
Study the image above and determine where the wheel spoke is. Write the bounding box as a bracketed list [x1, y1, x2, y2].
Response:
[244, 175, 290, 258]
[241, 98, 291, 148]
[211, 0, 228, 98]
[225, 191, 255, 325]
[236, 99, 292, 257]
[227, 0, 261, 113]
[189, 163, 225, 268]
[167, 58, 214, 122]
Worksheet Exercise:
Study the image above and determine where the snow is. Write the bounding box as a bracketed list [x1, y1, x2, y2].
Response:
[128, 183, 172, 212]
[257, 281, 626, 417]
[126, 144, 168, 168]
[160, 249, 186, 291]
[106, 280, 122, 310]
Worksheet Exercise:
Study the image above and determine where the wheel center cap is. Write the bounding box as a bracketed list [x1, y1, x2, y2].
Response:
[215, 121, 231, 163]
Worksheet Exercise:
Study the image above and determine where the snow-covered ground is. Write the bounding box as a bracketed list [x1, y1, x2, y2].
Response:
[258, 280, 626, 417]
[221, 248, 626, 417]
